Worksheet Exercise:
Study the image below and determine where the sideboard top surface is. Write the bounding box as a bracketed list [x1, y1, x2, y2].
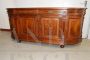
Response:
[7, 7, 86, 10]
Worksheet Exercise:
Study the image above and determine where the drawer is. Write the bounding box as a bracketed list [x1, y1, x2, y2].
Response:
[68, 9, 84, 13]
[68, 13, 83, 19]
[38, 9, 67, 15]
[39, 14, 67, 19]
[69, 15, 82, 19]
[13, 9, 37, 14]
[68, 12, 83, 16]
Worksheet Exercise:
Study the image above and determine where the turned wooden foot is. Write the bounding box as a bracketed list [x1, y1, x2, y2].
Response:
[60, 45, 64, 48]
[17, 40, 21, 43]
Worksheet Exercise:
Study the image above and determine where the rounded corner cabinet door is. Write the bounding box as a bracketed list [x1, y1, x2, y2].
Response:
[65, 8, 86, 45]
[66, 18, 83, 44]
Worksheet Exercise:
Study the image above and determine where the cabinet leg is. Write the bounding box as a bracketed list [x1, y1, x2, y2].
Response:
[11, 34, 15, 40]
[17, 40, 21, 43]
[60, 45, 64, 48]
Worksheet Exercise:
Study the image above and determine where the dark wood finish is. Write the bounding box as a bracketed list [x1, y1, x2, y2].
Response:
[7, 8, 86, 47]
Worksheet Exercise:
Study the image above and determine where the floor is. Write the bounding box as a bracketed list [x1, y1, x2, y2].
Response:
[0, 31, 90, 60]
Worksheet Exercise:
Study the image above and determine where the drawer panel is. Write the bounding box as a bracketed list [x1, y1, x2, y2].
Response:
[69, 15, 82, 19]
[68, 13, 83, 16]
[38, 9, 67, 15]
[68, 9, 84, 13]
[13, 9, 37, 14]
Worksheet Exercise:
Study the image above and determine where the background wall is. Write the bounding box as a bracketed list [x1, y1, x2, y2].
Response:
[14, 0, 85, 7]
[0, 0, 90, 39]
[83, 0, 90, 38]
[86, 0, 90, 39]
[0, 0, 14, 29]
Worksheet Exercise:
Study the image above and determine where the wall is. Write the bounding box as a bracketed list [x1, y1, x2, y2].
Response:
[86, 0, 90, 39]
[0, 0, 14, 29]
[14, 0, 85, 7]
[0, 0, 90, 38]
[83, 0, 90, 38]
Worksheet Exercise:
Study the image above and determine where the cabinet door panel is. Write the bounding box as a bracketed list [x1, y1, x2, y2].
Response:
[39, 17, 62, 44]
[68, 19, 82, 38]
[13, 15, 39, 42]
[67, 19, 82, 44]
[12, 16, 28, 40]
[41, 18, 59, 37]
[27, 17, 39, 42]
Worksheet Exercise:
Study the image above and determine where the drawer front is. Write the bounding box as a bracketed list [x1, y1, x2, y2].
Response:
[68, 14, 83, 19]
[68, 9, 84, 13]
[38, 9, 67, 15]
[13, 9, 37, 14]
[68, 9, 84, 19]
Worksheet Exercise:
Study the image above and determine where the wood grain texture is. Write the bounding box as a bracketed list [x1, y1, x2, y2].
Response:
[7, 8, 86, 46]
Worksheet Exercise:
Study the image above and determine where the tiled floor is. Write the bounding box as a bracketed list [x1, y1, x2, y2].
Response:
[0, 31, 90, 60]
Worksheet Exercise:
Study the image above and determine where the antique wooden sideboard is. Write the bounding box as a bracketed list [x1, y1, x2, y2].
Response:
[7, 7, 86, 48]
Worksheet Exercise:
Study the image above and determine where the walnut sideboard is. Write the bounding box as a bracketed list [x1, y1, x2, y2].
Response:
[7, 7, 86, 48]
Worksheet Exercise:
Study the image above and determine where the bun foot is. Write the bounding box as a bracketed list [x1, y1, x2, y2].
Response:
[60, 45, 64, 48]
[17, 40, 21, 43]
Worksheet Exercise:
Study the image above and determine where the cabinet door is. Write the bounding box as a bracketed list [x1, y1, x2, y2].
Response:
[68, 19, 82, 38]
[67, 19, 82, 44]
[12, 15, 28, 40]
[27, 16, 39, 42]
[12, 15, 39, 42]
[38, 17, 63, 44]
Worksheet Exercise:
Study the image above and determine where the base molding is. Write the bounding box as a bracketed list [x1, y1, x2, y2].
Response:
[0, 29, 11, 31]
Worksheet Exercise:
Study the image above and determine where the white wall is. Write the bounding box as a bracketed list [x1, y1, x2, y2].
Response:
[0, 0, 90, 38]
[88, 27, 90, 39]
[83, 0, 90, 38]
[0, 0, 14, 29]
[14, 0, 85, 7]
[86, 0, 90, 39]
